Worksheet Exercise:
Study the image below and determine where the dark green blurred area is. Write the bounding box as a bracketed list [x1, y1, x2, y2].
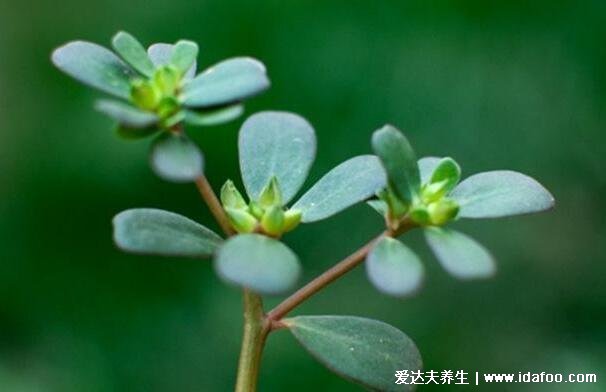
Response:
[1, 0, 605, 390]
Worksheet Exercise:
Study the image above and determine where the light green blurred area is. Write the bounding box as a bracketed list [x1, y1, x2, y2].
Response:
[1, 1, 605, 390]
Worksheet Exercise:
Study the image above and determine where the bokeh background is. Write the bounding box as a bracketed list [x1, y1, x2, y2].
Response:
[1, 0, 605, 390]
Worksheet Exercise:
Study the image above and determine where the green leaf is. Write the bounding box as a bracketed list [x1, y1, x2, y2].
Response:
[372, 125, 420, 203]
[95, 99, 158, 128]
[182, 58, 270, 107]
[366, 237, 424, 297]
[111, 31, 155, 77]
[184, 105, 244, 127]
[429, 157, 461, 193]
[214, 234, 300, 295]
[285, 316, 422, 392]
[150, 133, 203, 182]
[367, 199, 388, 216]
[239, 111, 316, 204]
[170, 40, 198, 75]
[147, 43, 196, 80]
[451, 170, 555, 218]
[292, 155, 387, 222]
[113, 208, 222, 258]
[51, 41, 135, 98]
[424, 227, 496, 279]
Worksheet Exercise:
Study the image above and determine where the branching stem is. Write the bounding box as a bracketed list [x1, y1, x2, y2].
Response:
[194, 171, 414, 391]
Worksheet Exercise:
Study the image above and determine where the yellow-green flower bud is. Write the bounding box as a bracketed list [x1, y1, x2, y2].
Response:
[428, 198, 459, 226]
[248, 200, 264, 220]
[130, 79, 161, 110]
[221, 180, 247, 210]
[156, 96, 179, 119]
[225, 207, 257, 233]
[258, 176, 282, 208]
[282, 209, 302, 233]
[261, 205, 285, 236]
[153, 65, 180, 96]
[421, 179, 449, 204]
[409, 205, 430, 225]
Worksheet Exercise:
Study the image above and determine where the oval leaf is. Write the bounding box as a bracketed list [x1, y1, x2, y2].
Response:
[182, 57, 270, 108]
[51, 41, 135, 98]
[113, 208, 222, 258]
[292, 155, 386, 222]
[285, 315, 422, 392]
[170, 40, 198, 75]
[111, 31, 155, 77]
[424, 228, 496, 279]
[372, 125, 420, 202]
[95, 99, 158, 128]
[239, 111, 316, 204]
[451, 170, 555, 218]
[147, 43, 196, 80]
[184, 104, 244, 127]
[418, 156, 441, 185]
[214, 234, 300, 295]
[366, 237, 424, 297]
[150, 133, 204, 182]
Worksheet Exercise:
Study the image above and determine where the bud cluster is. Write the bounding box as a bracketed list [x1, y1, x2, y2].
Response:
[220, 177, 302, 237]
[130, 65, 184, 127]
[379, 158, 461, 228]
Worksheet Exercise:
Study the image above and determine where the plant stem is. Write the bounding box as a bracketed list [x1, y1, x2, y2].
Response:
[267, 221, 414, 323]
[192, 175, 266, 391]
[194, 175, 235, 236]
[235, 290, 270, 392]
[266, 231, 386, 322]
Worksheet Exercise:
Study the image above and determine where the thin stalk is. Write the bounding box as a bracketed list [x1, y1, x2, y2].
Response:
[194, 175, 235, 236]
[267, 221, 414, 323]
[235, 290, 270, 392]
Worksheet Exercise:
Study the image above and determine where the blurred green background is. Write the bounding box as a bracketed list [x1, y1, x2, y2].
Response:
[1, 0, 605, 390]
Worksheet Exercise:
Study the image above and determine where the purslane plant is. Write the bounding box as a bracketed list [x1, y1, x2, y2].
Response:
[52, 32, 555, 392]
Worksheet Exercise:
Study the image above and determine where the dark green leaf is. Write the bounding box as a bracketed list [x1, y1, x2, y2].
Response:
[292, 155, 386, 222]
[182, 58, 270, 107]
[425, 228, 496, 279]
[184, 105, 244, 127]
[285, 315, 422, 392]
[372, 125, 420, 202]
[113, 208, 222, 258]
[51, 41, 135, 98]
[366, 237, 424, 297]
[147, 43, 196, 80]
[451, 170, 555, 218]
[239, 111, 316, 204]
[214, 234, 300, 295]
[111, 31, 155, 77]
[429, 157, 461, 192]
[150, 133, 203, 182]
[170, 40, 198, 75]
[95, 99, 158, 128]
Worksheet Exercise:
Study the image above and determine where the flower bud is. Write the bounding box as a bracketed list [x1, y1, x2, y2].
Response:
[409, 205, 430, 225]
[248, 200, 264, 220]
[221, 180, 247, 210]
[130, 79, 161, 110]
[258, 176, 282, 208]
[282, 209, 302, 233]
[157, 96, 179, 119]
[428, 198, 459, 226]
[261, 205, 285, 236]
[421, 180, 449, 204]
[153, 65, 180, 96]
[225, 207, 257, 233]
